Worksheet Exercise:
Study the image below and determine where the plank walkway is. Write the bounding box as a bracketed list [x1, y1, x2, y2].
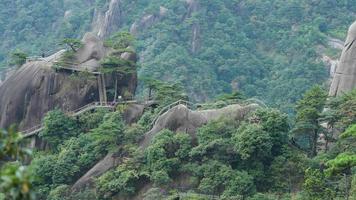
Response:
[26, 56, 102, 75]
[21, 101, 142, 138]
[150, 100, 195, 127]
[22, 97, 266, 138]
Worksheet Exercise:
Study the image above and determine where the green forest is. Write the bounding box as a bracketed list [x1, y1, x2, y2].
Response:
[0, 0, 355, 111]
[0, 0, 356, 199]
[1, 87, 355, 199]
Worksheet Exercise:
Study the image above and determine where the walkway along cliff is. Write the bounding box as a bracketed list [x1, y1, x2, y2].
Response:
[0, 32, 137, 131]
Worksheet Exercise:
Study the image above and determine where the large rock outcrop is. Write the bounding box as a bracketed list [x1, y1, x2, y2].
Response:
[141, 103, 259, 148]
[329, 21, 356, 96]
[72, 103, 258, 190]
[0, 61, 98, 129]
[0, 33, 137, 130]
[130, 6, 168, 35]
[93, 0, 123, 38]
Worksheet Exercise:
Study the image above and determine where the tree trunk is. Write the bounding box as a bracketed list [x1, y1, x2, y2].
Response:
[114, 74, 118, 102]
[312, 130, 318, 157]
[70, 45, 77, 52]
[149, 87, 152, 100]
[345, 169, 352, 200]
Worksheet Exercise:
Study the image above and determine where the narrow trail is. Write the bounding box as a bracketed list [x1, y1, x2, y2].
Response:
[21, 100, 147, 138]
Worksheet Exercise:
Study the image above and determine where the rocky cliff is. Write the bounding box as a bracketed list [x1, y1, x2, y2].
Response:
[141, 103, 259, 148]
[329, 21, 356, 96]
[93, 0, 123, 39]
[0, 33, 137, 130]
[72, 103, 258, 190]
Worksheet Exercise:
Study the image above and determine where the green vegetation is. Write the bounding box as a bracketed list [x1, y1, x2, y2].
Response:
[59, 38, 83, 52]
[292, 86, 328, 157]
[0, 0, 96, 67]
[1, 1, 356, 200]
[99, 31, 138, 101]
[39, 109, 80, 150]
[10, 50, 28, 67]
[0, 0, 354, 111]
[0, 86, 354, 200]
[141, 78, 187, 105]
[104, 31, 135, 51]
[0, 126, 34, 200]
[32, 110, 127, 199]
[100, 56, 136, 75]
[126, 0, 353, 112]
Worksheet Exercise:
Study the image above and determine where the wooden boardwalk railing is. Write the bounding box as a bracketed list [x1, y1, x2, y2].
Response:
[22, 101, 141, 138]
[26, 57, 102, 75]
[56, 66, 102, 75]
[21, 100, 155, 138]
[22, 98, 262, 138]
[150, 100, 195, 127]
[21, 102, 114, 138]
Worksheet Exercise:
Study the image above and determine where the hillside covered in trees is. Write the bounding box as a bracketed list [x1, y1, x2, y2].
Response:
[1, 0, 355, 111]
[0, 1, 356, 200]
[0, 86, 355, 200]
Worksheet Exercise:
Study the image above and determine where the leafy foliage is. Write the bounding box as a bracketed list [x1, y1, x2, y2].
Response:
[39, 109, 79, 150]
[0, 0, 96, 67]
[32, 111, 126, 198]
[145, 130, 192, 185]
[141, 78, 188, 105]
[21, 89, 356, 199]
[0, 126, 30, 161]
[96, 163, 142, 198]
[10, 50, 27, 67]
[59, 38, 82, 52]
[104, 31, 135, 50]
[292, 86, 327, 157]
[0, 163, 35, 200]
[303, 168, 335, 200]
[325, 89, 356, 130]
[0, 127, 34, 200]
[100, 56, 136, 75]
[128, 0, 346, 110]
[233, 124, 273, 160]
[1, 0, 351, 111]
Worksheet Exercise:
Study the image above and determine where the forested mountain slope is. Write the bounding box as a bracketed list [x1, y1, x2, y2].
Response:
[0, 1, 356, 199]
[0, 0, 99, 63]
[1, 0, 355, 111]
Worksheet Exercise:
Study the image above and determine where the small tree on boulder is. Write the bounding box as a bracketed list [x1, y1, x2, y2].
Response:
[59, 38, 83, 52]
[10, 50, 27, 67]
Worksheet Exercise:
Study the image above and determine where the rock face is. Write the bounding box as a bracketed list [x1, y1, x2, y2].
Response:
[141, 103, 259, 148]
[72, 153, 120, 191]
[93, 0, 123, 38]
[72, 103, 258, 190]
[76, 33, 108, 70]
[329, 21, 356, 96]
[0, 61, 98, 129]
[185, 0, 200, 53]
[0, 33, 137, 130]
[322, 55, 338, 79]
[129, 6, 168, 36]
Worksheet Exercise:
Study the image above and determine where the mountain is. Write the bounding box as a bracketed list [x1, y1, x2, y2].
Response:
[1, 0, 355, 112]
[0, 1, 356, 200]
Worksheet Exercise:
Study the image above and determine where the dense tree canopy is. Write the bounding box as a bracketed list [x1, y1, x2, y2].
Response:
[0, 127, 34, 200]
[0, 0, 353, 111]
[0, 1, 356, 199]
